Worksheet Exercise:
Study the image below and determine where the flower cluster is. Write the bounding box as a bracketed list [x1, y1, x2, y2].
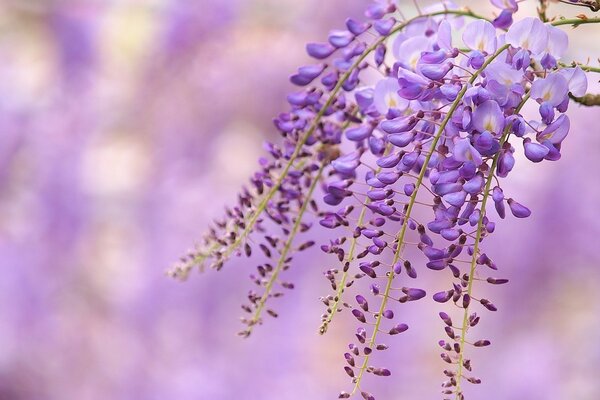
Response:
[175, 0, 598, 398]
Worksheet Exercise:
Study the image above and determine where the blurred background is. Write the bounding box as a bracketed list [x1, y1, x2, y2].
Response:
[0, 0, 599, 399]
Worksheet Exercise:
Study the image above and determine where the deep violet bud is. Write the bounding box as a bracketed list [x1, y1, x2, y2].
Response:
[433, 290, 454, 303]
[397, 68, 429, 99]
[379, 115, 416, 134]
[388, 131, 415, 148]
[369, 136, 386, 156]
[290, 64, 327, 86]
[492, 10, 513, 30]
[404, 288, 427, 301]
[352, 309, 367, 323]
[356, 295, 369, 311]
[374, 17, 396, 36]
[496, 149, 515, 178]
[375, 44, 386, 66]
[468, 51, 485, 69]
[419, 61, 453, 81]
[346, 125, 373, 141]
[389, 323, 409, 335]
[346, 18, 370, 35]
[480, 299, 498, 312]
[463, 174, 484, 194]
[507, 198, 531, 218]
[439, 312, 453, 326]
[306, 42, 336, 59]
[328, 30, 354, 48]
[377, 152, 401, 168]
[492, 186, 505, 219]
[332, 151, 361, 174]
[523, 138, 549, 163]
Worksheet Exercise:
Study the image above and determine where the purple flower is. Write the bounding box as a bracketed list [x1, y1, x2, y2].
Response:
[558, 67, 588, 97]
[374, 77, 408, 114]
[453, 138, 483, 166]
[463, 20, 497, 54]
[472, 100, 505, 134]
[537, 114, 570, 144]
[523, 138, 549, 162]
[530, 73, 569, 107]
[506, 17, 548, 55]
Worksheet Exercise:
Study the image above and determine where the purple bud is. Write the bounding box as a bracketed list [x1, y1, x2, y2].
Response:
[433, 290, 454, 303]
[507, 198, 531, 218]
[389, 323, 409, 335]
[487, 277, 509, 285]
[374, 17, 396, 36]
[290, 64, 326, 86]
[441, 228, 461, 241]
[377, 171, 400, 185]
[493, 10, 513, 30]
[480, 298, 498, 312]
[405, 288, 426, 301]
[369, 136, 386, 156]
[356, 295, 369, 311]
[439, 312, 453, 326]
[379, 116, 416, 134]
[345, 125, 373, 141]
[346, 18, 370, 35]
[306, 42, 336, 59]
[388, 131, 415, 148]
[352, 309, 367, 323]
[382, 309, 394, 319]
[444, 191, 467, 208]
[377, 152, 401, 168]
[328, 30, 354, 48]
[523, 138, 549, 163]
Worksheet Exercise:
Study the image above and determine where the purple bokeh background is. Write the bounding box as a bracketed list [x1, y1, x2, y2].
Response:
[0, 1, 599, 399]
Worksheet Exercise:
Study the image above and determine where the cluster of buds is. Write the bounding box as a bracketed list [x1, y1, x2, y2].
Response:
[175, 0, 599, 398]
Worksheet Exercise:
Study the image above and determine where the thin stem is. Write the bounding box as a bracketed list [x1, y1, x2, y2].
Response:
[550, 16, 600, 26]
[319, 145, 392, 335]
[350, 44, 511, 396]
[454, 93, 530, 398]
[559, 61, 600, 73]
[246, 162, 327, 335]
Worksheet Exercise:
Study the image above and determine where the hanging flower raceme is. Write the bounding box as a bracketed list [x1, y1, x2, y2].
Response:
[173, 0, 599, 399]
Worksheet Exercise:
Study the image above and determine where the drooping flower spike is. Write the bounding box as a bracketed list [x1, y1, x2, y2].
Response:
[174, 1, 600, 399]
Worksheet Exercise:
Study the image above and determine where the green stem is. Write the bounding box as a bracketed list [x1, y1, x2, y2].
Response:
[454, 93, 530, 398]
[559, 61, 600, 74]
[550, 16, 600, 26]
[245, 162, 327, 336]
[319, 145, 392, 335]
[350, 44, 511, 396]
